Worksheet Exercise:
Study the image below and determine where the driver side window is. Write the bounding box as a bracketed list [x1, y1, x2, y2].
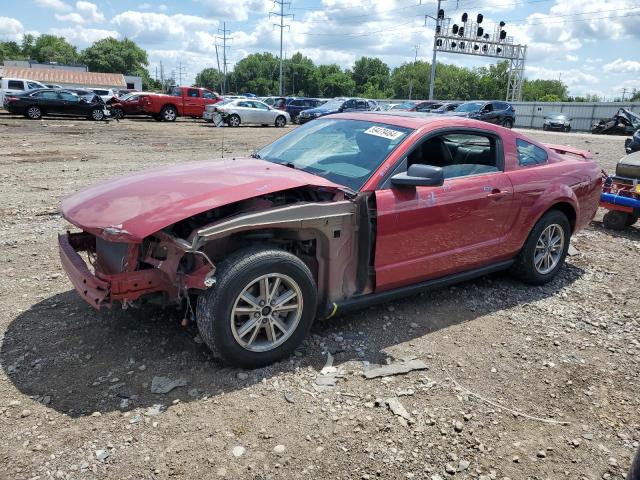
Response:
[382, 132, 501, 188]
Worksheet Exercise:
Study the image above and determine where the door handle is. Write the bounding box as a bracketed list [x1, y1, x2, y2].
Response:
[487, 188, 509, 198]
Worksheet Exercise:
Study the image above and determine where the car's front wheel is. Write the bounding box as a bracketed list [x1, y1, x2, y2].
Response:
[502, 118, 513, 128]
[111, 107, 124, 119]
[196, 248, 317, 368]
[227, 114, 241, 127]
[25, 106, 42, 120]
[510, 209, 570, 285]
[275, 115, 287, 128]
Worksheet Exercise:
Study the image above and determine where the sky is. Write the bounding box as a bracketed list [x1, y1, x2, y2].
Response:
[1, 0, 640, 98]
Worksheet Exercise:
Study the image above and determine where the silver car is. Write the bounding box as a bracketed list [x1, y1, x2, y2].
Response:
[203, 99, 290, 127]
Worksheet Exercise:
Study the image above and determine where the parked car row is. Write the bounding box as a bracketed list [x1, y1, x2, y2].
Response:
[2, 87, 111, 121]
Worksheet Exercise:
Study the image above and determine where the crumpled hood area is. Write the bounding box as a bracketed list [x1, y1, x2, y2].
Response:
[61, 157, 342, 242]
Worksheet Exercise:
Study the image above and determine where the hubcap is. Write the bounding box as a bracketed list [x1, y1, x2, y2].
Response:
[230, 273, 303, 352]
[92, 109, 103, 120]
[534, 224, 565, 274]
[28, 107, 39, 118]
[165, 109, 176, 120]
[231, 116, 239, 126]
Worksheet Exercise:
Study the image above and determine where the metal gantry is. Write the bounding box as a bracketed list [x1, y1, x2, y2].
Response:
[428, 10, 527, 102]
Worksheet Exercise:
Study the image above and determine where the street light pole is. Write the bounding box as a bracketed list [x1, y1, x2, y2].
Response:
[428, 0, 442, 100]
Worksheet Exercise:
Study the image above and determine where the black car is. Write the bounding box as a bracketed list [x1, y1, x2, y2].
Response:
[429, 102, 461, 114]
[626, 130, 640, 154]
[285, 97, 324, 122]
[3, 88, 109, 121]
[447, 100, 516, 128]
[298, 97, 372, 124]
[543, 112, 572, 132]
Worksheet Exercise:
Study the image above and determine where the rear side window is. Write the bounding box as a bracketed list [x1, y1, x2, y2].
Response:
[187, 88, 199, 97]
[93, 89, 108, 95]
[517, 139, 548, 166]
[202, 91, 216, 99]
[171, 87, 182, 96]
[8, 80, 24, 90]
[37, 90, 59, 99]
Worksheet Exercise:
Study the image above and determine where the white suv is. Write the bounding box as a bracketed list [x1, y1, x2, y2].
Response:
[0, 78, 47, 105]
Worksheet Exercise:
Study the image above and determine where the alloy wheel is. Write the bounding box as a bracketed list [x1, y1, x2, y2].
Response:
[91, 109, 104, 121]
[534, 224, 565, 274]
[230, 273, 303, 352]
[275, 116, 285, 127]
[27, 107, 41, 119]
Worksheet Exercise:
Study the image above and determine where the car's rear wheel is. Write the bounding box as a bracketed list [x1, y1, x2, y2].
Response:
[275, 115, 286, 128]
[502, 118, 513, 128]
[542, 124, 548, 131]
[626, 214, 638, 226]
[89, 108, 105, 121]
[510, 209, 570, 285]
[227, 114, 241, 127]
[564, 126, 571, 132]
[161, 105, 177, 122]
[603, 210, 630, 230]
[196, 248, 317, 368]
[26, 106, 42, 120]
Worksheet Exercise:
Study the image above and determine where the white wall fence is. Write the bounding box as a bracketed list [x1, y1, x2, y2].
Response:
[375, 100, 640, 132]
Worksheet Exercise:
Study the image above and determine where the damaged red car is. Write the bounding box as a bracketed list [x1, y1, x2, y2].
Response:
[59, 113, 601, 367]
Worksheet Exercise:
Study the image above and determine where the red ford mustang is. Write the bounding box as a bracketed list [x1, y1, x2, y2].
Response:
[59, 113, 601, 367]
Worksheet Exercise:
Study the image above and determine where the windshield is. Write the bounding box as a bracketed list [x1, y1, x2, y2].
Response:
[546, 112, 568, 120]
[455, 102, 483, 112]
[392, 101, 417, 110]
[256, 118, 412, 191]
[318, 100, 344, 110]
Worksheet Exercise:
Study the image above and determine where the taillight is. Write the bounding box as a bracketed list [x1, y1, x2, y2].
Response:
[5, 96, 19, 102]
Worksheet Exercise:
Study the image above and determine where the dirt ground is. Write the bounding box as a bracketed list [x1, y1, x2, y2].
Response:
[0, 112, 638, 480]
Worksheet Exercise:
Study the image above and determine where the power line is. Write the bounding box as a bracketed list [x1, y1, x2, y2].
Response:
[270, 1, 294, 96]
[176, 61, 186, 86]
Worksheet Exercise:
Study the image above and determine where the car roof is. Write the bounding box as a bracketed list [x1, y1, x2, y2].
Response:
[324, 111, 502, 130]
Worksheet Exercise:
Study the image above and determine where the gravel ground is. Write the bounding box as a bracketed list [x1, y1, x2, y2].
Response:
[0, 112, 638, 480]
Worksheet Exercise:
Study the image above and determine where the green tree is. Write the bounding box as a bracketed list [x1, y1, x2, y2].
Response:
[538, 93, 562, 102]
[522, 78, 567, 101]
[80, 37, 148, 75]
[195, 67, 223, 91]
[389, 61, 431, 99]
[0, 41, 24, 63]
[285, 52, 318, 96]
[25, 34, 79, 64]
[351, 56, 390, 96]
[629, 89, 640, 102]
[230, 52, 280, 95]
[315, 64, 355, 97]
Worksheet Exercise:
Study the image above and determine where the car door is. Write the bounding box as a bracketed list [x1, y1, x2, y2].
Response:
[35, 90, 63, 114]
[480, 102, 499, 124]
[373, 130, 516, 291]
[183, 88, 203, 117]
[235, 101, 255, 123]
[342, 99, 357, 112]
[57, 91, 83, 115]
[252, 101, 273, 123]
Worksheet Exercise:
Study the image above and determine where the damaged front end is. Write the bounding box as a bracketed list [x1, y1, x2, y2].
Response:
[58, 229, 215, 309]
[59, 185, 366, 312]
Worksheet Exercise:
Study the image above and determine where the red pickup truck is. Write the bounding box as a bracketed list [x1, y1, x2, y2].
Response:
[139, 86, 221, 121]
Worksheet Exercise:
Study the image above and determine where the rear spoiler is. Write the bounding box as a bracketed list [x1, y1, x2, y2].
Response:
[544, 143, 592, 160]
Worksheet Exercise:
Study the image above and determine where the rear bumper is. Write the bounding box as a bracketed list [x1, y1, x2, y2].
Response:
[58, 232, 109, 309]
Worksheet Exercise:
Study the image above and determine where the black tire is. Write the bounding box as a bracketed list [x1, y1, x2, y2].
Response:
[502, 118, 513, 129]
[196, 247, 317, 368]
[152, 113, 162, 121]
[510, 209, 571, 285]
[603, 211, 630, 230]
[275, 115, 287, 128]
[565, 126, 571, 132]
[160, 105, 177, 122]
[111, 107, 124, 119]
[89, 108, 105, 121]
[227, 114, 240, 127]
[25, 106, 42, 120]
[626, 214, 638, 227]
[542, 124, 548, 131]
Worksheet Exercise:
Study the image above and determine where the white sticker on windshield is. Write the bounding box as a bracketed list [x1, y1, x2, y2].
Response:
[363, 126, 403, 140]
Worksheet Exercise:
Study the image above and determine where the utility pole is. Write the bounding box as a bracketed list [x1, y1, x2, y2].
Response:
[176, 61, 186, 86]
[408, 44, 420, 100]
[427, 0, 443, 100]
[216, 22, 231, 95]
[214, 43, 223, 94]
[621, 88, 628, 102]
[270, 1, 293, 96]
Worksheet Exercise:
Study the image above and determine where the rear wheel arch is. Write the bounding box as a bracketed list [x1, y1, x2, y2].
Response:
[547, 201, 577, 233]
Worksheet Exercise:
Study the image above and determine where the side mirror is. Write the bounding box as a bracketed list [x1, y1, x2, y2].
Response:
[391, 164, 444, 188]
